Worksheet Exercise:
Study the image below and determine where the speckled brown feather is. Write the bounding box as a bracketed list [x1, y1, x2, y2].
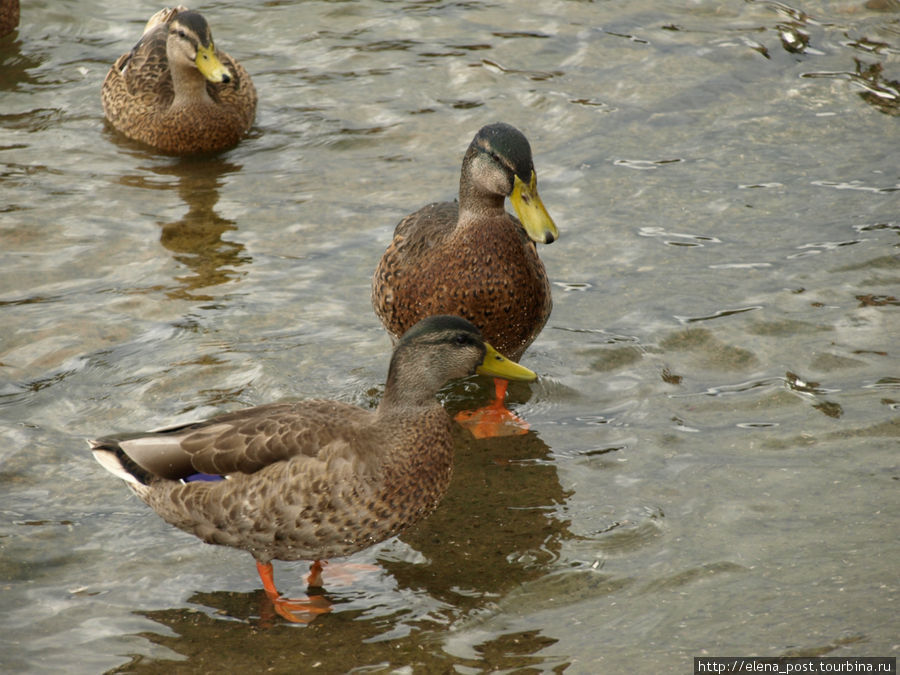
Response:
[0, 0, 19, 38]
[373, 202, 551, 361]
[101, 8, 256, 155]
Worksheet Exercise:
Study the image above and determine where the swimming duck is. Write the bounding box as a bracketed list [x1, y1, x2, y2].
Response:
[101, 7, 256, 155]
[89, 315, 536, 622]
[372, 122, 558, 438]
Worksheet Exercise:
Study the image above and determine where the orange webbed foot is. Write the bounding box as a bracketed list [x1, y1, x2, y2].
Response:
[455, 377, 530, 439]
[256, 560, 332, 624]
[269, 593, 331, 624]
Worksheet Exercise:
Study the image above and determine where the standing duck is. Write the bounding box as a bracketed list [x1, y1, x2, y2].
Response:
[101, 7, 256, 155]
[372, 122, 558, 438]
[89, 315, 536, 622]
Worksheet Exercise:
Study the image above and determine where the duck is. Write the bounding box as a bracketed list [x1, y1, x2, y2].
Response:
[89, 315, 536, 622]
[101, 6, 256, 155]
[372, 122, 558, 438]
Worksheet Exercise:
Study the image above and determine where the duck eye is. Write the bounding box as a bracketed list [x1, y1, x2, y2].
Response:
[176, 29, 187, 39]
[454, 333, 469, 345]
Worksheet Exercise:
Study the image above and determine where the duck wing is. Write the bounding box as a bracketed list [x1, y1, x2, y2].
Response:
[91, 400, 371, 482]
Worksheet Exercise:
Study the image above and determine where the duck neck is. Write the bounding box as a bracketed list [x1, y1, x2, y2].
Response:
[458, 156, 508, 222]
[168, 56, 214, 108]
[376, 360, 442, 417]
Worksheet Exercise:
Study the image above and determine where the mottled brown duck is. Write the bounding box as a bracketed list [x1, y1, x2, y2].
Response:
[90, 315, 536, 622]
[372, 122, 559, 438]
[101, 7, 256, 155]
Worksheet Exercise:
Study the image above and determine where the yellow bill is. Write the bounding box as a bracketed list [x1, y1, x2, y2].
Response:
[510, 171, 558, 245]
[477, 343, 537, 382]
[195, 44, 232, 83]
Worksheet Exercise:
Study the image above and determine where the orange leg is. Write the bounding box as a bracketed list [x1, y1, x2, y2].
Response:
[455, 377, 530, 439]
[306, 559, 325, 588]
[255, 560, 331, 624]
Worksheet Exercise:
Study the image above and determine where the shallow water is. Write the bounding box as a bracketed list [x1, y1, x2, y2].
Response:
[1, 0, 898, 672]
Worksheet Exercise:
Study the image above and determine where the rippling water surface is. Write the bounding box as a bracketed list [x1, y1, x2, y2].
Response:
[1, 0, 898, 672]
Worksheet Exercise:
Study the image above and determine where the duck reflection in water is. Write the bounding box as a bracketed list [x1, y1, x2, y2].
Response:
[116, 157, 251, 301]
[156, 158, 251, 300]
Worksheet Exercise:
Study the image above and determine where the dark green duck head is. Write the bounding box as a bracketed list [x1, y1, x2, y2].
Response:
[459, 122, 559, 245]
[382, 315, 537, 409]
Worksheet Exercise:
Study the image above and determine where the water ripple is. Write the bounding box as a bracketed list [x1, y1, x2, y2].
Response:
[803, 62, 900, 117]
[674, 306, 762, 324]
[552, 281, 592, 292]
[492, 31, 550, 40]
[811, 179, 899, 193]
[480, 58, 563, 81]
[615, 158, 683, 171]
[553, 326, 642, 344]
[638, 226, 721, 247]
[863, 377, 900, 391]
[669, 376, 782, 399]
[852, 222, 899, 235]
[593, 507, 665, 555]
[569, 98, 616, 113]
[604, 31, 650, 46]
[787, 239, 864, 259]
[709, 262, 772, 269]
